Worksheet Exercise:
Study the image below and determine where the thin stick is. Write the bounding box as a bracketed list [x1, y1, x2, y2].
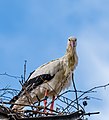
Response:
[72, 73, 79, 110]
[24, 60, 27, 83]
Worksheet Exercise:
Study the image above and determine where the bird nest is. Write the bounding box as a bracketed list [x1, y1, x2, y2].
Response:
[0, 87, 100, 120]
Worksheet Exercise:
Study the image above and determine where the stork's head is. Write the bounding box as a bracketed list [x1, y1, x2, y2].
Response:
[67, 36, 77, 48]
[66, 36, 77, 55]
[65, 36, 77, 56]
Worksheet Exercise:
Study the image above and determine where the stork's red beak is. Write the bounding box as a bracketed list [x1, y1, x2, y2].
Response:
[71, 40, 77, 47]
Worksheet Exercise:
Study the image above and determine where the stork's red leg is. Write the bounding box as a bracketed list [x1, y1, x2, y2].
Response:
[50, 96, 55, 113]
[44, 90, 48, 112]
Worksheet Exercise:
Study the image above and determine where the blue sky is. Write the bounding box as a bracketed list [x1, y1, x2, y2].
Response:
[0, 0, 109, 119]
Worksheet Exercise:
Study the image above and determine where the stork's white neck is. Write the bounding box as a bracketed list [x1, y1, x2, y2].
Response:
[63, 45, 78, 76]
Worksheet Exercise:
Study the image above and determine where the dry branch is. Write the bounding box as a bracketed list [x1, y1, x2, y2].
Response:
[62, 83, 109, 112]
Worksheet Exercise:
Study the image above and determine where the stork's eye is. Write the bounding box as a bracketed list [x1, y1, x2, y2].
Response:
[75, 38, 77, 42]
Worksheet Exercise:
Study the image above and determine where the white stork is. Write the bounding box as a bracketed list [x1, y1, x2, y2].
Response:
[10, 36, 78, 112]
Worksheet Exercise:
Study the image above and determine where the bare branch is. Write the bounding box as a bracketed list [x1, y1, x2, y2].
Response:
[62, 83, 109, 112]
[0, 72, 22, 79]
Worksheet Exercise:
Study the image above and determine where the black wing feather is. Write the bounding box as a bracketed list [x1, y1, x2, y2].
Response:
[24, 74, 55, 92]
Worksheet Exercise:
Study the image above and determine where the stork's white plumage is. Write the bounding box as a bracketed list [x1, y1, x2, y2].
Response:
[10, 36, 78, 111]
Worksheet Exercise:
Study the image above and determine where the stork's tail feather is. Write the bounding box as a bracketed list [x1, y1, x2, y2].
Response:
[10, 71, 35, 109]
[10, 90, 22, 109]
[10, 95, 19, 108]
